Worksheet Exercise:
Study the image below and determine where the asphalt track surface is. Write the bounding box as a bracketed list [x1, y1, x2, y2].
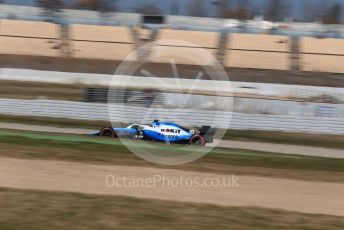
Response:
[0, 122, 343, 159]
[0, 157, 343, 216]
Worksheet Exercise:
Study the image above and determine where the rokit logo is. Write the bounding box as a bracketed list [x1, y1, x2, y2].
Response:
[160, 129, 181, 134]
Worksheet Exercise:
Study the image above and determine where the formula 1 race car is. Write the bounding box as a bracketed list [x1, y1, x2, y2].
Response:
[94, 120, 215, 146]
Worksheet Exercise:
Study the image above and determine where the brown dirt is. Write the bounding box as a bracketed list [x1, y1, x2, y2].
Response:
[0, 157, 343, 216]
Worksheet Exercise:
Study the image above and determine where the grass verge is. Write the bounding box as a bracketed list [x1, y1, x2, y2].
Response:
[0, 80, 82, 101]
[1, 115, 344, 149]
[0, 115, 110, 129]
[0, 130, 343, 183]
[224, 130, 344, 149]
[0, 187, 343, 230]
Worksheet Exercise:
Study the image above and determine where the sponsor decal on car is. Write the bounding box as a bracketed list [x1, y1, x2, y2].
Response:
[160, 129, 181, 134]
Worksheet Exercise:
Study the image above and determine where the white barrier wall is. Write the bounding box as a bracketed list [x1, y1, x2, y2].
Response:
[234, 98, 344, 118]
[163, 94, 344, 117]
[1, 68, 344, 102]
[1, 99, 343, 135]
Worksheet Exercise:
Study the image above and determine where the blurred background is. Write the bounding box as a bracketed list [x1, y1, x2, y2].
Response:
[0, 0, 343, 133]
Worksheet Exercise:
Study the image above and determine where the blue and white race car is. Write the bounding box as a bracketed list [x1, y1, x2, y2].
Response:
[94, 120, 215, 146]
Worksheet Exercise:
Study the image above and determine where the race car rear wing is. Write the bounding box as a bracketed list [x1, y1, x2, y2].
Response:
[199, 126, 216, 143]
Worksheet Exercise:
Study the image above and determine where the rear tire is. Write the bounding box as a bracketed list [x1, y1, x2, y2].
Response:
[99, 127, 116, 138]
[189, 135, 206, 147]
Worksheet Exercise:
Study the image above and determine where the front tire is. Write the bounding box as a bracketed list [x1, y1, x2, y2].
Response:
[99, 127, 116, 138]
[189, 135, 206, 147]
